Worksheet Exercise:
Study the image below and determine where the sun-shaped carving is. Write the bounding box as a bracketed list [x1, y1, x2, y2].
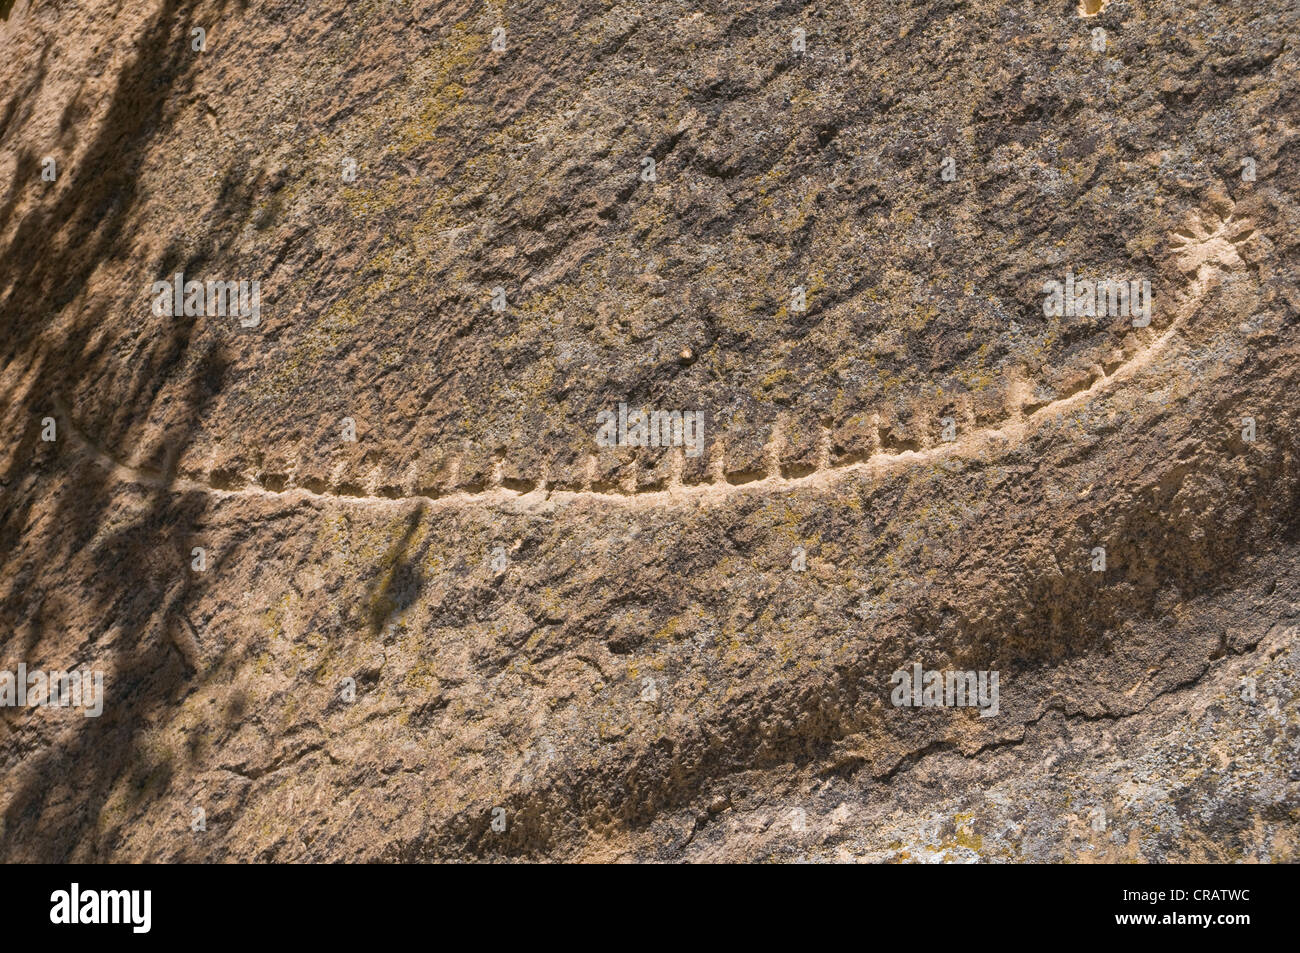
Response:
[1169, 209, 1255, 287]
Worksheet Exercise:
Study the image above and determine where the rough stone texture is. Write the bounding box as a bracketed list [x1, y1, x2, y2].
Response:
[0, 0, 1297, 861]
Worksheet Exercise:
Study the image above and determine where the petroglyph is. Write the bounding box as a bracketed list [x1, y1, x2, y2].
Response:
[53, 215, 1253, 513]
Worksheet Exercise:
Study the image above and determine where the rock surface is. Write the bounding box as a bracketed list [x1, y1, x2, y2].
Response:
[0, 0, 1296, 861]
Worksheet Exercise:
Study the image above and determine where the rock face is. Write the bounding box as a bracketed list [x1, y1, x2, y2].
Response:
[0, 0, 1297, 862]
